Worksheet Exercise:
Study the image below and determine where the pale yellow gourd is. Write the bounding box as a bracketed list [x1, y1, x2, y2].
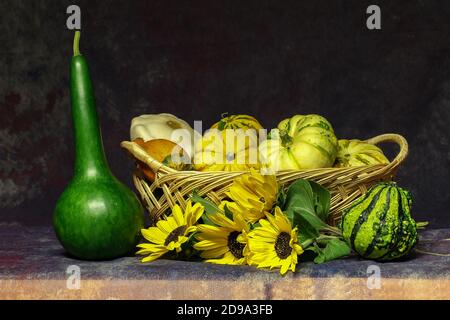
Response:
[335, 139, 389, 167]
[211, 114, 263, 131]
[193, 129, 260, 171]
[259, 114, 338, 171]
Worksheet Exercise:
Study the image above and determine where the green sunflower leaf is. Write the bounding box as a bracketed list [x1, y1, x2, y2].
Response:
[309, 180, 330, 221]
[275, 185, 288, 208]
[297, 224, 320, 245]
[312, 238, 351, 264]
[201, 214, 215, 226]
[283, 179, 329, 231]
[191, 190, 222, 215]
[250, 222, 261, 230]
[191, 190, 223, 225]
[223, 204, 234, 220]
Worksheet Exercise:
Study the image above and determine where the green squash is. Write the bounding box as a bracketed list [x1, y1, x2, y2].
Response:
[340, 182, 417, 261]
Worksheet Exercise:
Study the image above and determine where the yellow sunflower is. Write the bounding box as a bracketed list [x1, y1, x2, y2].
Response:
[247, 206, 303, 275]
[194, 201, 250, 265]
[226, 169, 278, 223]
[136, 201, 204, 263]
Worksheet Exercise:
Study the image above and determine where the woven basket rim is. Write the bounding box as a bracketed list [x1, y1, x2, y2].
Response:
[121, 133, 408, 226]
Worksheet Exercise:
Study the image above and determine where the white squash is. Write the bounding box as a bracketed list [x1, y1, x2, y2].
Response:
[130, 113, 198, 157]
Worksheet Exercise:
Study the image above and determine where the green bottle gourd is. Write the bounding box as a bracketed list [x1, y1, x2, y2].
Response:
[53, 31, 144, 260]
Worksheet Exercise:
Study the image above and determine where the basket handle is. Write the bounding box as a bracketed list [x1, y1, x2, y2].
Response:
[120, 141, 175, 174]
[364, 133, 408, 166]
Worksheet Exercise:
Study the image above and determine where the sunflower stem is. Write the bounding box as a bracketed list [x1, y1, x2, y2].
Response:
[301, 238, 315, 248]
[321, 225, 342, 237]
[317, 234, 340, 240]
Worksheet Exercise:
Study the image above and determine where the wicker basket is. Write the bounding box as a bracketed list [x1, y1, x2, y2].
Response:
[121, 133, 408, 226]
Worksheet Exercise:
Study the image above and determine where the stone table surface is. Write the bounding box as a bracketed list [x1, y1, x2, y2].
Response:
[0, 224, 449, 300]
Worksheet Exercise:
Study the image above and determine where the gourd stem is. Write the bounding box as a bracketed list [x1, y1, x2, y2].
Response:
[279, 130, 293, 147]
[416, 221, 429, 229]
[414, 237, 450, 257]
[73, 31, 81, 56]
[414, 248, 450, 257]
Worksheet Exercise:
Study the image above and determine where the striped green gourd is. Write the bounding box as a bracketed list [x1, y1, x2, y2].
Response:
[340, 182, 418, 261]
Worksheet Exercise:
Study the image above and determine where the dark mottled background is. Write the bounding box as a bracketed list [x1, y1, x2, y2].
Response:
[0, 0, 449, 227]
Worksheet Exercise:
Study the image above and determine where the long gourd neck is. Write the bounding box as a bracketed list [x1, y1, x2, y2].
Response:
[70, 31, 111, 179]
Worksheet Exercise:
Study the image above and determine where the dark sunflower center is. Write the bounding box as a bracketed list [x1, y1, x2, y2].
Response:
[275, 232, 292, 259]
[227, 231, 245, 259]
[164, 225, 187, 246]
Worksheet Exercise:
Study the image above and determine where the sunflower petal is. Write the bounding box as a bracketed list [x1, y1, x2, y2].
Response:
[280, 262, 290, 275]
[172, 205, 185, 226]
[156, 219, 175, 234]
[141, 227, 166, 244]
[141, 250, 166, 263]
[199, 246, 229, 259]
[205, 252, 246, 265]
